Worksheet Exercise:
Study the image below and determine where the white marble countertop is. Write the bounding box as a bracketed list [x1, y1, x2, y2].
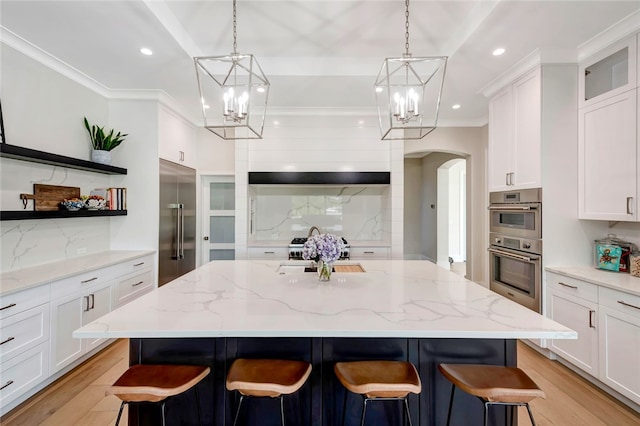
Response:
[74, 260, 576, 340]
[0, 250, 155, 296]
[546, 265, 640, 296]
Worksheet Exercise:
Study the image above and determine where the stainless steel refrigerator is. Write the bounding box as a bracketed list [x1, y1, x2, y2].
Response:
[159, 159, 196, 286]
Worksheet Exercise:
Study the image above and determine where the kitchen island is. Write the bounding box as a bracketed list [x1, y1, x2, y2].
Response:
[74, 260, 575, 426]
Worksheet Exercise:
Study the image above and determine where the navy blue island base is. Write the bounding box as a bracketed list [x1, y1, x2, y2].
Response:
[126, 336, 517, 426]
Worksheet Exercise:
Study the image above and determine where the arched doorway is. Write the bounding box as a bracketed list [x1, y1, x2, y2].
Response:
[437, 158, 466, 275]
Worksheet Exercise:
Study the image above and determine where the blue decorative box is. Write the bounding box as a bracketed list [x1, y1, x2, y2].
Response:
[596, 244, 623, 272]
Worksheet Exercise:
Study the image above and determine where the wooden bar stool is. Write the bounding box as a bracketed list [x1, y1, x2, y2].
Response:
[334, 360, 422, 426]
[226, 358, 312, 426]
[106, 364, 210, 426]
[438, 363, 545, 426]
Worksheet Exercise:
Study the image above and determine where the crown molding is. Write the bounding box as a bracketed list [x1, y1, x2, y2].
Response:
[478, 50, 541, 99]
[1, 26, 110, 98]
[578, 9, 640, 62]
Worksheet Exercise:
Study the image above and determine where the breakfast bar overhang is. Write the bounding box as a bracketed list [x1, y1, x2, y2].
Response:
[74, 260, 575, 426]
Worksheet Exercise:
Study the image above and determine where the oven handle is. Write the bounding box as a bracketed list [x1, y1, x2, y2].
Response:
[488, 205, 537, 211]
[488, 247, 539, 264]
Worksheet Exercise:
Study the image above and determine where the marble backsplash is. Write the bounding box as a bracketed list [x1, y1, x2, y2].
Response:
[1, 158, 113, 272]
[250, 186, 390, 242]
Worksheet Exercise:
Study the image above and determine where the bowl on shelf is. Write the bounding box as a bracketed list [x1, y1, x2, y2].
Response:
[84, 197, 106, 210]
[61, 198, 84, 211]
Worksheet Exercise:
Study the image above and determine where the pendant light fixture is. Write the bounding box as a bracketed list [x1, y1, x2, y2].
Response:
[194, 0, 269, 140]
[375, 0, 447, 140]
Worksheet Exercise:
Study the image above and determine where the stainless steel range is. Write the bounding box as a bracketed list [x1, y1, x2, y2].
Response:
[288, 237, 350, 260]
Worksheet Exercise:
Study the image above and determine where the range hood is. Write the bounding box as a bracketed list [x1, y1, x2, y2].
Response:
[248, 172, 390, 185]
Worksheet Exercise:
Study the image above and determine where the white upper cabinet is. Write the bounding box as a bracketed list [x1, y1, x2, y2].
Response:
[578, 89, 638, 221]
[158, 105, 197, 168]
[579, 35, 637, 108]
[488, 67, 542, 192]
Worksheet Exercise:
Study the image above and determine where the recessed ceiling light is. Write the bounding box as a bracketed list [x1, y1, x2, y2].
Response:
[492, 48, 505, 56]
[273, 120, 280, 126]
[358, 120, 365, 125]
[139, 47, 153, 56]
[203, 105, 210, 109]
[257, 87, 265, 93]
[375, 87, 383, 93]
[452, 104, 461, 110]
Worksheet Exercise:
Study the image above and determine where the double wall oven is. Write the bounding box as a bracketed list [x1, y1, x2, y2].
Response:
[488, 188, 542, 313]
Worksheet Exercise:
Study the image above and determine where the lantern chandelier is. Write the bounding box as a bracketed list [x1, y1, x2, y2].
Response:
[375, 0, 448, 140]
[194, 0, 269, 140]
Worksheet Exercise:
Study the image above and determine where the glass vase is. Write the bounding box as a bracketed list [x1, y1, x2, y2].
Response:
[317, 260, 332, 281]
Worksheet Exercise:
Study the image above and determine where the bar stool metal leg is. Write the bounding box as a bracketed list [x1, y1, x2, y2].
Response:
[114, 401, 126, 426]
[232, 395, 245, 426]
[279, 395, 285, 426]
[160, 401, 166, 426]
[446, 384, 455, 426]
[403, 397, 413, 426]
[525, 403, 537, 426]
[360, 397, 369, 426]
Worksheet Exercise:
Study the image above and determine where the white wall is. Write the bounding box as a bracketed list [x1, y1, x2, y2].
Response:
[405, 126, 488, 284]
[0, 45, 113, 271]
[403, 158, 423, 257]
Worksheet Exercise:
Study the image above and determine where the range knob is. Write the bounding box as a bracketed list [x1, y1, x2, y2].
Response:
[523, 242, 531, 249]
[494, 237, 502, 244]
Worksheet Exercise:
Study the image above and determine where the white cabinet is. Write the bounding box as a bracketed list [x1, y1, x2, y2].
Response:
[113, 268, 154, 308]
[548, 274, 599, 376]
[0, 286, 50, 409]
[488, 67, 541, 191]
[578, 89, 638, 221]
[159, 104, 196, 168]
[50, 280, 111, 373]
[579, 34, 637, 107]
[547, 270, 640, 406]
[350, 247, 390, 260]
[598, 287, 640, 405]
[248, 247, 288, 260]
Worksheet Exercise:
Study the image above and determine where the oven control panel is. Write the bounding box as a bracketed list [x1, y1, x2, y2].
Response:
[490, 233, 542, 255]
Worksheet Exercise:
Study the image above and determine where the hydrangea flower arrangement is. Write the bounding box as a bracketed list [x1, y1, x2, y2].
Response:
[302, 233, 345, 263]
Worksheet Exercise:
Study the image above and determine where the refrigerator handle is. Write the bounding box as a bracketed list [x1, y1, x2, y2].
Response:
[170, 203, 181, 260]
[179, 203, 185, 259]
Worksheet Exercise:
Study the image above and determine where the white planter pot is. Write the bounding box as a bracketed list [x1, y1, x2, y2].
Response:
[91, 149, 111, 165]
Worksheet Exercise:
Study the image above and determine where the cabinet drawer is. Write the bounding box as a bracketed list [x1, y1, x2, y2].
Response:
[0, 285, 50, 321]
[0, 304, 49, 364]
[248, 247, 288, 259]
[0, 342, 48, 408]
[112, 255, 155, 277]
[547, 273, 598, 303]
[599, 287, 640, 317]
[50, 266, 118, 300]
[113, 269, 154, 308]
[350, 247, 390, 259]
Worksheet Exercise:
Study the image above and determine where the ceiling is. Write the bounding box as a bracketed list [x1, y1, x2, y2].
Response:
[2, 1, 639, 128]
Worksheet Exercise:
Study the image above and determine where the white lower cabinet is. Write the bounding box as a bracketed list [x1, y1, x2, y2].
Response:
[350, 247, 390, 259]
[549, 290, 599, 376]
[0, 342, 49, 408]
[248, 247, 289, 260]
[548, 271, 640, 406]
[598, 287, 640, 404]
[0, 253, 155, 415]
[50, 280, 112, 373]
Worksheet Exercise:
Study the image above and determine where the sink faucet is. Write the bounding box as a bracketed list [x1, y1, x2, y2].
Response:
[307, 226, 322, 238]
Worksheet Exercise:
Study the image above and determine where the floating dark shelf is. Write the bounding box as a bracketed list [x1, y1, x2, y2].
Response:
[0, 210, 127, 221]
[0, 143, 127, 175]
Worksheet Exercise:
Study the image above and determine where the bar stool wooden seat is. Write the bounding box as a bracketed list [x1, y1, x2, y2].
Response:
[226, 358, 312, 426]
[334, 360, 422, 426]
[106, 364, 210, 426]
[438, 363, 545, 426]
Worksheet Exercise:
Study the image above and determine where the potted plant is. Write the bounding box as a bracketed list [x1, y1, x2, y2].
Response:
[83, 117, 127, 165]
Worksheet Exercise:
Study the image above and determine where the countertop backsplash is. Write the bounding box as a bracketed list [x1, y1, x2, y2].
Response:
[249, 185, 390, 242]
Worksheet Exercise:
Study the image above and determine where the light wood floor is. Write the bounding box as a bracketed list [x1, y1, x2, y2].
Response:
[2, 340, 638, 425]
